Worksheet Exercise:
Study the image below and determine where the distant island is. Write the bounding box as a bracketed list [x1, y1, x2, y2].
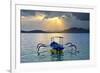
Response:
[21, 27, 89, 33]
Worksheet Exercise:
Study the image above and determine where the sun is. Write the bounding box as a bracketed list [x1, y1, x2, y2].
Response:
[44, 17, 66, 32]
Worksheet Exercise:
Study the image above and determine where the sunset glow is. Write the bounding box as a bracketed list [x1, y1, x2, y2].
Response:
[44, 17, 66, 32]
[35, 14, 46, 20]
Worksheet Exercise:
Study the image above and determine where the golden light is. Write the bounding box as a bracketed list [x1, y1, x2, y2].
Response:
[35, 14, 46, 21]
[44, 17, 66, 32]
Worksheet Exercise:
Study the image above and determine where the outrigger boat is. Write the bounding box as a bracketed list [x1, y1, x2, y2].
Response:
[50, 36, 64, 55]
[36, 36, 79, 56]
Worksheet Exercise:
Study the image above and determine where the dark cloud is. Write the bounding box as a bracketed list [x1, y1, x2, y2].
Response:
[21, 10, 89, 21]
[21, 10, 71, 18]
[21, 10, 36, 16]
[72, 13, 90, 20]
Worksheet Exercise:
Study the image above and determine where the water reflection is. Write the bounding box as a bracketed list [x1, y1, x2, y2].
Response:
[51, 54, 63, 61]
[33, 33, 66, 46]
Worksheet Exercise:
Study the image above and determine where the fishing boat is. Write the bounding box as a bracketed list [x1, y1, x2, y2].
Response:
[50, 36, 64, 55]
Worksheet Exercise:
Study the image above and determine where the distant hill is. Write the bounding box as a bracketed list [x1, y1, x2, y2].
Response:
[62, 27, 89, 33]
[21, 30, 46, 33]
[21, 27, 89, 33]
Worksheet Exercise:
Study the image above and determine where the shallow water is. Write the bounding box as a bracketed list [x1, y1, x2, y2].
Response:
[21, 33, 89, 63]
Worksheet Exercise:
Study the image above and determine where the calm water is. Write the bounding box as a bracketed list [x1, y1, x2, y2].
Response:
[21, 33, 89, 63]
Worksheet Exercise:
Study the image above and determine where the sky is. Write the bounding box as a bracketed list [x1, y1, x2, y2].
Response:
[21, 10, 89, 31]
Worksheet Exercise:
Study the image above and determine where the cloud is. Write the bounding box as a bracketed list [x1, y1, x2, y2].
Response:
[69, 14, 89, 29]
[21, 10, 36, 16]
[21, 10, 89, 31]
[72, 13, 89, 20]
[21, 15, 45, 30]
